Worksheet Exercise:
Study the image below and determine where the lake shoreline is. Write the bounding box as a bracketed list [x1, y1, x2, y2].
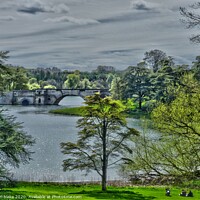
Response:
[49, 106, 150, 119]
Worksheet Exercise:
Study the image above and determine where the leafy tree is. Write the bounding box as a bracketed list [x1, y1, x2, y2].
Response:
[192, 56, 200, 80]
[152, 73, 200, 137]
[28, 67, 67, 88]
[90, 80, 105, 89]
[39, 79, 57, 89]
[144, 49, 174, 72]
[180, 2, 200, 43]
[150, 66, 174, 103]
[6, 67, 29, 90]
[0, 51, 10, 91]
[27, 82, 40, 90]
[0, 52, 28, 91]
[95, 65, 115, 73]
[106, 73, 115, 88]
[121, 73, 200, 183]
[0, 51, 9, 65]
[110, 76, 124, 100]
[28, 78, 38, 84]
[79, 78, 91, 89]
[149, 65, 188, 103]
[122, 124, 200, 181]
[63, 74, 80, 89]
[61, 94, 139, 191]
[0, 109, 34, 179]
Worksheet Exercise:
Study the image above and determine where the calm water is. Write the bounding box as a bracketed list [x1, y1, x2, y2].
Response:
[5, 97, 141, 182]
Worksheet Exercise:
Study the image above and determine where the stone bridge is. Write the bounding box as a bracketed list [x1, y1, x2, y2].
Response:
[0, 89, 110, 105]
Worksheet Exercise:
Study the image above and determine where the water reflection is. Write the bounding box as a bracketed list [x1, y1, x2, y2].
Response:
[59, 96, 84, 107]
[4, 97, 156, 182]
[4, 97, 121, 182]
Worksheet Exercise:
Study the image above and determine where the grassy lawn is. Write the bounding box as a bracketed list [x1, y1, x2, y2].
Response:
[49, 106, 85, 116]
[1, 182, 200, 200]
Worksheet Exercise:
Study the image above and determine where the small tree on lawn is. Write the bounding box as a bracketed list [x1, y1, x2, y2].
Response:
[61, 93, 139, 191]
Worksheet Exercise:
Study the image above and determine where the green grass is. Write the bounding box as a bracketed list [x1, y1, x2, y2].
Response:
[1, 182, 200, 200]
[124, 110, 150, 119]
[49, 106, 149, 119]
[49, 106, 85, 116]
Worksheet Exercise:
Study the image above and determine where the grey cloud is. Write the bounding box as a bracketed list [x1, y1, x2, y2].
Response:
[0, 16, 16, 21]
[44, 16, 99, 25]
[98, 10, 159, 24]
[130, 0, 159, 11]
[0, 23, 94, 40]
[17, 1, 69, 14]
[18, 7, 45, 14]
[12, 52, 49, 59]
[131, 0, 150, 11]
[0, 28, 62, 40]
[100, 49, 136, 56]
[0, 0, 199, 71]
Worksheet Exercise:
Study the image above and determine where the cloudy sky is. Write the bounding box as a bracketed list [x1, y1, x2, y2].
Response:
[0, 0, 199, 71]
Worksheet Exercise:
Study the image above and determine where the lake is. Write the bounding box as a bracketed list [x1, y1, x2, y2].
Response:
[3, 96, 144, 182]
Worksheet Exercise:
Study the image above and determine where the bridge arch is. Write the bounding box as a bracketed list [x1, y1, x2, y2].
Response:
[52, 89, 109, 105]
[53, 95, 78, 105]
[55, 95, 85, 106]
[21, 98, 30, 106]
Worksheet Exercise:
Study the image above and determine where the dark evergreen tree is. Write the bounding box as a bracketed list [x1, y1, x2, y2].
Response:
[122, 65, 151, 110]
[0, 110, 34, 179]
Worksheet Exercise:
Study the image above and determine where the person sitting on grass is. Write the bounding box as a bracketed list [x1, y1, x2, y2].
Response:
[187, 190, 193, 197]
[165, 188, 170, 196]
[180, 189, 187, 196]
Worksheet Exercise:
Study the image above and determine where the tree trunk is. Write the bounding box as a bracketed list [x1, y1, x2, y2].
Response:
[139, 92, 142, 110]
[139, 99, 142, 109]
[102, 119, 107, 191]
[102, 164, 107, 191]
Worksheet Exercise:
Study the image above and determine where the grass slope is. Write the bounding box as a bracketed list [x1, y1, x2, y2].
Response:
[1, 182, 200, 200]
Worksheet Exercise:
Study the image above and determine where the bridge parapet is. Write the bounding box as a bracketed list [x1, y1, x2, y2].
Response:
[0, 89, 110, 105]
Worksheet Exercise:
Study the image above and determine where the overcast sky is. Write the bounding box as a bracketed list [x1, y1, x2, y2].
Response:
[0, 0, 199, 71]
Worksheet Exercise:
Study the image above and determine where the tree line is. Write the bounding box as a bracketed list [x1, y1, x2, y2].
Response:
[1, 49, 200, 112]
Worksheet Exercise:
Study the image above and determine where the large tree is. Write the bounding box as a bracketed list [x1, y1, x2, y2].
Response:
[0, 110, 34, 180]
[150, 64, 189, 103]
[123, 65, 151, 110]
[151, 73, 200, 137]
[0, 51, 10, 91]
[144, 49, 174, 73]
[3, 67, 29, 91]
[121, 74, 200, 182]
[63, 73, 80, 89]
[110, 76, 124, 100]
[121, 125, 200, 182]
[192, 56, 200, 80]
[180, 2, 200, 43]
[0, 51, 9, 65]
[0, 51, 29, 91]
[61, 93, 139, 191]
